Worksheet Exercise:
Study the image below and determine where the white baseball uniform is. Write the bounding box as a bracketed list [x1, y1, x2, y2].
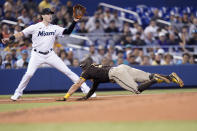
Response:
[13, 22, 91, 96]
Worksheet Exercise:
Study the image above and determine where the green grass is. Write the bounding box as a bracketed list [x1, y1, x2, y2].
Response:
[0, 121, 197, 131]
[96, 88, 197, 95]
[0, 92, 80, 99]
[141, 88, 197, 94]
[0, 88, 197, 99]
[0, 102, 74, 112]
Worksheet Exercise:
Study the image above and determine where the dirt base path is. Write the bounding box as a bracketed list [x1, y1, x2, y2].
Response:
[0, 92, 197, 123]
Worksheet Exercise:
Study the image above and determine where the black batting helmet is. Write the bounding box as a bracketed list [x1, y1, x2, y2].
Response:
[80, 56, 93, 70]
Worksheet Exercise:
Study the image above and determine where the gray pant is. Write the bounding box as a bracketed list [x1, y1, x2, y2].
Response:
[108, 64, 150, 93]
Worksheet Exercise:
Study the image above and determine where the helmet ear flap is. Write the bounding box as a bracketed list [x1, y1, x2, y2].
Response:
[79, 56, 93, 70]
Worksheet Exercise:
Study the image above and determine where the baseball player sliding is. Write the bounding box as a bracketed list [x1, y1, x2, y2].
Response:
[2, 5, 96, 101]
[61, 56, 184, 101]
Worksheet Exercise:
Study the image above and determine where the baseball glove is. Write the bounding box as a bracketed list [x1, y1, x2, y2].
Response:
[73, 4, 86, 19]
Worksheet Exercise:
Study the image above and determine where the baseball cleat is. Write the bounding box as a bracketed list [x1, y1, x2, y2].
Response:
[90, 93, 96, 98]
[10, 93, 21, 101]
[154, 74, 171, 83]
[170, 72, 184, 87]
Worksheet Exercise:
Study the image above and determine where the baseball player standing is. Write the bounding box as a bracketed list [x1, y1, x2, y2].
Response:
[2, 7, 96, 101]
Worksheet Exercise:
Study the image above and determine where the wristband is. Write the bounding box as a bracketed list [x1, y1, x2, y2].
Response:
[64, 93, 71, 99]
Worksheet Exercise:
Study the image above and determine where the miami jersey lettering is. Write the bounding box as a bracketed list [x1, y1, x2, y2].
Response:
[37, 31, 56, 36]
[22, 22, 65, 51]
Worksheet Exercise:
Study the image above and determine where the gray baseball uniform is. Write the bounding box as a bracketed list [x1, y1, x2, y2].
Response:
[109, 64, 151, 93]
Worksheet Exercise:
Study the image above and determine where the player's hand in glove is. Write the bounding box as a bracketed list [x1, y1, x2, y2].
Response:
[77, 96, 88, 101]
[73, 4, 86, 21]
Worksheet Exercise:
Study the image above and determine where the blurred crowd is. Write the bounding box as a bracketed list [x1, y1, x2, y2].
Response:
[0, 0, 197, 69]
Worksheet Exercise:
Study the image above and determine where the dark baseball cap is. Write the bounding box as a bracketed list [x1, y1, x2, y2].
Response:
[41, 8, 54, 15]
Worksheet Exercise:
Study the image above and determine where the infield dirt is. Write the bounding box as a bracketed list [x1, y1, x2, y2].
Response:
[0, 92, 197, 123]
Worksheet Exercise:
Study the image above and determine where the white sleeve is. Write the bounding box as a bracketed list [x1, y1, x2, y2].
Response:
[22, 25, 35, 37]
[54, 25, 65, 36]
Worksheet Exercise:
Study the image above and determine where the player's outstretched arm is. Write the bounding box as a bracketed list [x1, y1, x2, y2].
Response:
[62, 20, 77, 35]
[62, 4, 85, 35]
[63, 78, 86, 100]
[78, 82, 99, 100]
[1, 32, 24, 44]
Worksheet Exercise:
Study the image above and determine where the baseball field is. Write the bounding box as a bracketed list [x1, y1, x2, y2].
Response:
[0, 88, 197, 131]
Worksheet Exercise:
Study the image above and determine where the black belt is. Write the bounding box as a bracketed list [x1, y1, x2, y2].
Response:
[34, 48, 53, 55]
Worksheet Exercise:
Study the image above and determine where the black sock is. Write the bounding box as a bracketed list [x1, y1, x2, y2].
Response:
[160, 74, 172, 81]
[149, 74, 154, 80]
[138, 79, 157, 93]
[149, 73, 172, 81]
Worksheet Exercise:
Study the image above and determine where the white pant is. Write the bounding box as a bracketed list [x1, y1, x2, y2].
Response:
[14, 50, 91, 95]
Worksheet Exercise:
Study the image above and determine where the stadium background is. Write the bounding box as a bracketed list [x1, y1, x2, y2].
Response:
[0, 0, 197, 94]
[0, 0, 197, 131]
